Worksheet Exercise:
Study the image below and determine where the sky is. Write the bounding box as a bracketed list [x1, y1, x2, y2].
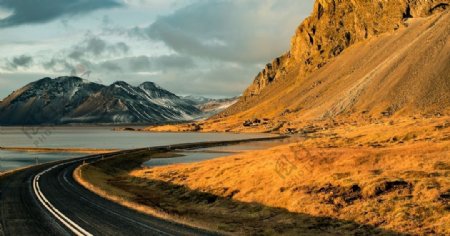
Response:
[0, 0, 314, 98]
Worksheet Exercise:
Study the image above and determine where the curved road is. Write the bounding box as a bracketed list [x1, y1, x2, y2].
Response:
[0, 152, 214, 236]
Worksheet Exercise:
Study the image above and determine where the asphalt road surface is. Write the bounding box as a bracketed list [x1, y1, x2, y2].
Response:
[0, 153, 216, 236]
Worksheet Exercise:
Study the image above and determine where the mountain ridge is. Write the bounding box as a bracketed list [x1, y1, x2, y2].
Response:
[0, 76, 203, 125]
[219, 0, 449, 117]
[211, 0, 449, 129]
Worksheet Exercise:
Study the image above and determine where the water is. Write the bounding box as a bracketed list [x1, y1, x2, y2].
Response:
[0, 126, 270, 171]
[143, 151, 231, 167]
[0, 151, 80, 171]
[143, 138, 292, 167]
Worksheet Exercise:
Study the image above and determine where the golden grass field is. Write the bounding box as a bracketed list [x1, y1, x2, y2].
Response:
[77, 116, 449, 235]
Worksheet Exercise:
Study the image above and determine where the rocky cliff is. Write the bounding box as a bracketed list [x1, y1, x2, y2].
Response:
[219, 0, 449, 119]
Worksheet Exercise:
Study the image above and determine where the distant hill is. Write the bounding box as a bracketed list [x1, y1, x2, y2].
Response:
[0, 76, 203, 125]
[182, 95, 239, 119]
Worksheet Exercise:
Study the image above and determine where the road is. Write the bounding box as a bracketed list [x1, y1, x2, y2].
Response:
[0, 137, 285, 236]
[0, 153, 215, 235]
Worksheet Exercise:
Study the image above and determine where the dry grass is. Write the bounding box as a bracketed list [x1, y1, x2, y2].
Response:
[136, 118, 450, 235]
[76, 149, 404, 235]
[77, 117, 449, 235]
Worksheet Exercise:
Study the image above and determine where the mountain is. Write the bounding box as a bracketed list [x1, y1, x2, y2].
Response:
[195, 97, 239, 118]
[213, 0, 449, 125]
[0, 76, 201, 125]
[182, 96, 239, 119]
[182, 95, 215, 106]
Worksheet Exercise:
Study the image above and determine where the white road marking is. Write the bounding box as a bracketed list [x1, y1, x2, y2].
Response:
[28, 142, 250, 235]
[59, 163, 176, 236]
[33, 161, 93, 236]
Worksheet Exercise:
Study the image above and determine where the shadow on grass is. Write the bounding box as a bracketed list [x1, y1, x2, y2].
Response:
[111, 176, 406, 235]
[87, 149, 407, 235]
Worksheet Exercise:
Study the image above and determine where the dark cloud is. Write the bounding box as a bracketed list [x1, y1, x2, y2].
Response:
[41, 53, 194, 78]
[42, 58, 76, 73]
[4, 55, 33, 70]
[126, 56, 151, 71]
[153, 55, 195, 71]
[68, 35, 130, 60]
[98, 54, 195, 73]
[0, 0, 122, 28]
[136, 0, 314, 64]
[99, 61, 122, 72]
[141, 62, 259, 97]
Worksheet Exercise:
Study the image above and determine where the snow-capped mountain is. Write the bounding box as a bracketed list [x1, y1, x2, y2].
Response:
[182, 96, 239, 120]
[182, 95, 215, 106]
[0, 76, 201, 125]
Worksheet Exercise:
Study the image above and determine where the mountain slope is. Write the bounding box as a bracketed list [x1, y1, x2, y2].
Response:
[0, 77, 103, 125]
[0, 77, 201, 125]
[213, 0, 449, 127]
[67, 81, 199, 123]
[182, 96, 239, 119]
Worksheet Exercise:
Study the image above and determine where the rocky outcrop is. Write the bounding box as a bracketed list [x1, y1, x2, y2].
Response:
[243, 53, 291, 97]
[290, 0, 448, 74]
[236, 0, 449, 101]
[212, 0, 450, 128]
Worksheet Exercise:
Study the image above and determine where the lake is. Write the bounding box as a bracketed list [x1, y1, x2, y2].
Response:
[0, 126, 271, 171]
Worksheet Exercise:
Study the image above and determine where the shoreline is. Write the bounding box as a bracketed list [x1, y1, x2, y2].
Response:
[0, 146, 120, 154]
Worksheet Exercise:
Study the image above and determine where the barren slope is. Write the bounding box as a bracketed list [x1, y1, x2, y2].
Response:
[235, 12, 449, 119]
[209, 0, 450, 131]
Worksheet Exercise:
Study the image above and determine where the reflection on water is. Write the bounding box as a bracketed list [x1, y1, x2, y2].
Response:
[0, 126, 272, 172]
[0, 127, 268, 149]
[143, 138, 292, 167]
[0, 150, 80, 171]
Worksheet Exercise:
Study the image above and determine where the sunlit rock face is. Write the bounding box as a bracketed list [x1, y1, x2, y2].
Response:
[219, 0, 449, 118]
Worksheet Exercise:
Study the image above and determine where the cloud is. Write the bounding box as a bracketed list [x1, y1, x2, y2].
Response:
[147, 62, 259, 97]
[3, 55, 33, 70]
[97, 54, 195, 73]
[42, 58, 73, 72]
[153, 55, 195, 70]
[36, 34, 130, 76]
[68, 34, 130, 60]
[0, 0, 316, 99]
[0, 0, 122, 28]
[135, 0, 314, 64]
